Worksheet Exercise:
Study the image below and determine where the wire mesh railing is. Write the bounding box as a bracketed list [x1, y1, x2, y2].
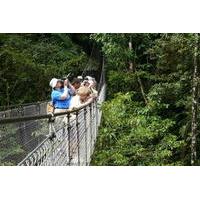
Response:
[0, 101, 48, 119]
[0, 83, 106, 166]
[0, 118, 48, 165]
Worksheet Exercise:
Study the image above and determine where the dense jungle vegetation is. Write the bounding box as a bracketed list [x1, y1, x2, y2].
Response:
[0, 33, 100, 106]
[0, 33, 200, 166]
[91, 33, 200, 166]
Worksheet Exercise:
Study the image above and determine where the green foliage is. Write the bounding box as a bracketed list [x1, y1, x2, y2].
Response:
[0, 124, 24, 166]
[1, 33, 199, 165]
[0, 33, 89, 106]
[91, 93, 185, 166]
[91, 33, 199, 166]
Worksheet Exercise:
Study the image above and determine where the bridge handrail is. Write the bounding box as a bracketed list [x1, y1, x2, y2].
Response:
[17, 83, 106, 166]
[0, 58, 106, 166]
[0, 83, 106, 125]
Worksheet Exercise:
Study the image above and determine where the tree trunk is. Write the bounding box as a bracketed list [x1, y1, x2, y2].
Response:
[129, 36, 133, 72]
[137, 75, 148, 105]
[130, 40, 148, 105]
[191, 33, 199, 166]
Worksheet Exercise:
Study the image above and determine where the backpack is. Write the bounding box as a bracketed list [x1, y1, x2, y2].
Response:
[47, 101, 55, 114]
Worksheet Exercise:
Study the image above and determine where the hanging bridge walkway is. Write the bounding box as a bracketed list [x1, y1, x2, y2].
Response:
[0, 63, 106, 166]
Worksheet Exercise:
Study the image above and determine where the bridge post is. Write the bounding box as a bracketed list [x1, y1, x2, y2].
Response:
[75, 111, 80, 166]
[89, 103, 93, 157]
[48, 115, 57, 165]
[93, 102, 97, 143]
[67, 113, 72, 166]
[95, 100, 98, 136]
[84, 107, 88, 165]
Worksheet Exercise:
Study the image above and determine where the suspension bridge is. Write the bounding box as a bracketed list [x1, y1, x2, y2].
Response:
[0, 61, 106, 166]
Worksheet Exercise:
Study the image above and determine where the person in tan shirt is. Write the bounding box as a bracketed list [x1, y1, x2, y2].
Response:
[69, 86, 94, 109]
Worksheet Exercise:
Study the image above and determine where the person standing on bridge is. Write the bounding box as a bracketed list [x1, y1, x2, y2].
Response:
[71, 78, 81, 95]
[49, 78, 73, 113]
[69, 86, 94, 109]
[88, 78, 98, 98]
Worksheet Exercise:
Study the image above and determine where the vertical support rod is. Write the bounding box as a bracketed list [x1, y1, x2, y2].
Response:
[48, 118, 55, 166]
[93, 101, 97, 142]
[96, 100, 99, 129]
[95, 100, 98, 136]
[76, 111, 80, 165]
[84, 107, 88, 165]
[89, 103, 93, 157]
[67, 113, 71, 166]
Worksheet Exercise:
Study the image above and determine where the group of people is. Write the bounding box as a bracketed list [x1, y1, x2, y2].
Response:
[49, 75, 98, 114]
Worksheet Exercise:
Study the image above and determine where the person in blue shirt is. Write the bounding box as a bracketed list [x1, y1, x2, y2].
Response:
[49, 78, 75, 113]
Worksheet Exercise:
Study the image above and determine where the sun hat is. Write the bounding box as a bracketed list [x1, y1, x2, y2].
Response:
[49, 78, 58, 88]
[85, 76, 93, 81]
[77, 86, 91, 96]
[77, 76, 83, 80]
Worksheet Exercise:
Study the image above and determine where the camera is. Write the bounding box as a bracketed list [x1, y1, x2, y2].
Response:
[62, 73, 71, 81]
[59, 73, 71, 88]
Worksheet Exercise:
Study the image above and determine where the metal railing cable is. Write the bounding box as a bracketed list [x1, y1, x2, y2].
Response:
[0, 101, 48, 119]
[0, 100, 47, 110]
[81, 43, 95, 78]
[0, 53, 101, 120]
[18, 86, 105, 166]
[0, 71, 106, 166]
